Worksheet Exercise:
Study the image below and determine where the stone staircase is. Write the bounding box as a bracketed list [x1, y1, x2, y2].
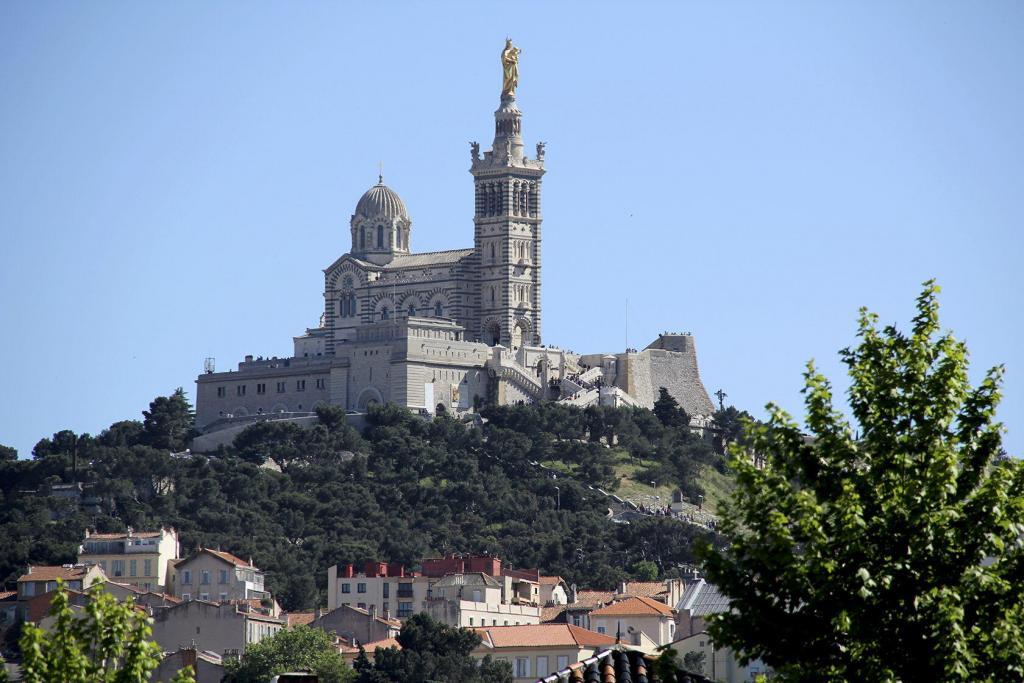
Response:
[499, 364, 545, 401]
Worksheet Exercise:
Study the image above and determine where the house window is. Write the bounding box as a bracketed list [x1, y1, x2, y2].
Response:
[557, 656, 569, 670]
[357, 583, 366, 594]
[537, 656, 549, 677]
[377, 225, 384, 248]
[143, 583, 151, 591]
[397, 602, 413, 618]
[257, 383, 266, 394]
[515, 657, 530, 678]
[220, 569, 229, 584]
[199, 592, 209, 601]
[316, 378, 325, 389]
[469, 617, 474, 626]
[220, 592, 228, 602]
[276, 382, 286, 393]
[382, 583, 390, 598]
[472, 589, 481, 602]
[296, 380, 306, 391]
[129, 560, 137, 577]
[201, 570, 210, 585]
[182, 593, 191, 601]
[144, 559, 152, 576]
[597, 626, 606, 634]
[237, 385, 246, 396]
[341, 583, 351, 594]
[357, 603, 366, 610]
[182, 569, 192, 585]
[217, 387, 226, 398]
[45, 581, 57, 593]
[112, 560, 124, 577]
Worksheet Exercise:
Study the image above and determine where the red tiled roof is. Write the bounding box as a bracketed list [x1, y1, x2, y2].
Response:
[286, 611, 315, 627]
[572, 590, 615, 608]
[365, 637, 401, 650]
[474, 624, 616, 649]
[204, 548, 255, 568]
[623, 581, 668, 599]
[17, 566, 89, 582]
[540, 606, 567, 623]
[538, 575, 564, 585]
[0, 591, 17, 601]
[589, 596, 674, 617]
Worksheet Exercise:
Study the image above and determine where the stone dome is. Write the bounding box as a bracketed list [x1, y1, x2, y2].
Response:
[354, 178, 408, 220]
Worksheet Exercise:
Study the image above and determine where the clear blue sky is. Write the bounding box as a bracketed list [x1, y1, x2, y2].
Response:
[1, 1, 1021, 457]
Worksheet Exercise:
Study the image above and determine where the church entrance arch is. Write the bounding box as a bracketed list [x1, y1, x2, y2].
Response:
[355, 387, 384, 411]
[511, 319, 530, 351]
[486, 321, 501, 346]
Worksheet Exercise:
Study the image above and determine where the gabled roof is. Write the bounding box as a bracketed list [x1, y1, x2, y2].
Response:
[622, 581, 668, 599]
[538, 575, 565, 586]
[383, 248, 475, 269]
[0, 590, 17, 601]
[286, 611, 316, 628]
[589, 596, 674, 618]
[678, 579, 729, 617]
[18, 565, 91, 582]
[474, 624, 616, 649]
[179, 548, 256, 569]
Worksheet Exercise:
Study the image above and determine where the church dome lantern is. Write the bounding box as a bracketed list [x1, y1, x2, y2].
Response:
[350, 175, 412, 264]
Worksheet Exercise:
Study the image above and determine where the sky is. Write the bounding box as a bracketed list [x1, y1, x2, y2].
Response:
[1, 1, 1021, 458]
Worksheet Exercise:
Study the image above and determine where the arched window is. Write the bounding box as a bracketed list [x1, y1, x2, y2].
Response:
[380, 307, 389, 320]
[377, 225, 384, 248]
[360, 230, 366, 249]
[349, 293, 357, 317]
[434, 302, 443, 317]
[490, 287, 495, 304]
[339, 298, 347, 317]
[490, 243, 496, 261]
[408, 304, 416, 317]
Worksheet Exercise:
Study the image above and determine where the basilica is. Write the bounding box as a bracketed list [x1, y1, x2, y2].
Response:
[194, 43, 714, 435]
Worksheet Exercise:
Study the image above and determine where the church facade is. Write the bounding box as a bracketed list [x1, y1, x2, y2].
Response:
[194, 44, 715, 433]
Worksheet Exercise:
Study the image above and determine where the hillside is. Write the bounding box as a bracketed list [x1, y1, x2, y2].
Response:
[0, 393, 732, 611]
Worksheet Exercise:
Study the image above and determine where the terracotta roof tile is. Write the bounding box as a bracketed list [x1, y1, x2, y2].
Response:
[474, 624, 616, 649]
[538, 575, 564, 585]
[0, 591, 17, 601]
[286, 611, 316, 627]
[87, 531, 162, 539]
[589, 596, 674, 617]
[572, 590, 614, 608]
[203, 548, 255, 568]
[534, 648, 714, 683]
[623, 581, 667, 599]
[364, 637, 401, 650]
[17, 566, 89, 582]
[540, 606, 567, 623]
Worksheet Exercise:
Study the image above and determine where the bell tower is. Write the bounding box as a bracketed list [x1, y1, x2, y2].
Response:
[471, 40, 545, 351]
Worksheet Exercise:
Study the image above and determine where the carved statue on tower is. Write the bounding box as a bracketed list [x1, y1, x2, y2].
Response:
[501, 39, 520, 98]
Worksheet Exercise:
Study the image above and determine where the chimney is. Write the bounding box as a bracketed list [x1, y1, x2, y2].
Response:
[182, 646, 197, 670]
[370, 604, 377, 619]
[569, 583, 577, 604]
[27, 566, 33, 575]
[383, 605, 391, 621]
[619, 581, 628, 595]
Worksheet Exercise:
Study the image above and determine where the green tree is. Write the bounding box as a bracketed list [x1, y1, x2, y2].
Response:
[360, 613, 511, 683]
[653, 387, 689, 429]
[225, 625, 355, 683]
[698, 282, 1024, 682]
[631, 560, 659, 581]
[18, 582, 194, 683]
[0, 444, 16, 462]
[141, 388, 195, 451]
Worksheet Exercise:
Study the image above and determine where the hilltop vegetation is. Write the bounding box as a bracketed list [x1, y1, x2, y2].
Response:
[0, 392, 729, 611]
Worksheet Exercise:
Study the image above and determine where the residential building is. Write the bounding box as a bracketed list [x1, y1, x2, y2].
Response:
[104, 581, 181, 610]
[150, 599, 284, 657]
[77, 527, 179, 591]
[538, 576, 568, 606]
[543, 579, 684, 631]
[15, 564, 107, 621]
[427, 573, 539, 627]
[326, 554, 540, 627]
[340, 637, 401, 666]
[588, 597, 677, 652]
[168, 548, 268, 602]
[0, 591, 17, 628]
[670, 631, 771, 683]
[310, 604, 400, 646]
[150, 648, 224, 683]
[471, 624, 616, 682]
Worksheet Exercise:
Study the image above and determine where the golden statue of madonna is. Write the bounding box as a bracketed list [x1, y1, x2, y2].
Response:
[501, 38, 521, 98]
